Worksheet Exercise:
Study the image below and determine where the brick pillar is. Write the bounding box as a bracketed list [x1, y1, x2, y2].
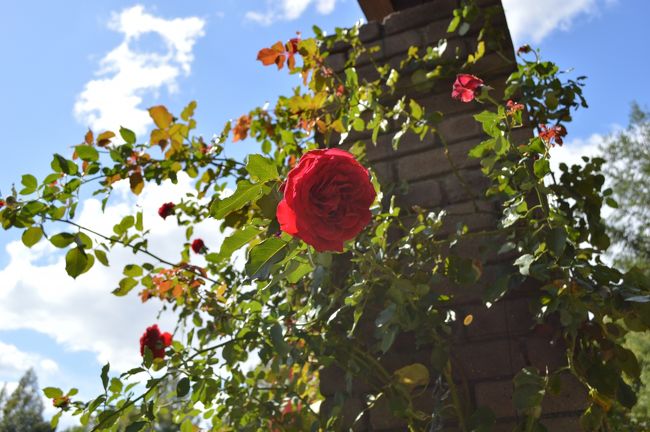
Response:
[318, 1, 588, 430]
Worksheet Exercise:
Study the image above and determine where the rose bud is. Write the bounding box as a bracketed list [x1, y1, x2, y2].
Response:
[158, 202, 175, 219]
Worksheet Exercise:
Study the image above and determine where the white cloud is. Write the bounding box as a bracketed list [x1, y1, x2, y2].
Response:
[502, 0, 612, 45]
[0, 341, 59, 378]
[0, 173, 223, 372]
[74, 5, 205, 137]
[245, 0, 338, 25]
[549, 132, 603, 173]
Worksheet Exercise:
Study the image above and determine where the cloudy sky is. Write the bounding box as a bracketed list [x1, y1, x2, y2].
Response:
[0, 0, 648, 427]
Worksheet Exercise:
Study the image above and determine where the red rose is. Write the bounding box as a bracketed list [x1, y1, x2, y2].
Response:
[158, 202, 175, 219]
[451, 74, 484, 103]
[191, 238, 206, 254]
[276, 148, 376, 252]
[139, 324, 172, 359]
[0, 199, 4, 209]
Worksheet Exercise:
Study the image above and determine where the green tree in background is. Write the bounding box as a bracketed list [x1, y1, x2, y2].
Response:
[0, 369, 52, 432]
[601, 102, 650, 270]
[600, 102, 650, 427]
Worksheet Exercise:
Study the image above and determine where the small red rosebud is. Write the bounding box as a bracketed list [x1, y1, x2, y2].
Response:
[517, 44, 532, 55]
[506, 99, 525, 114]
[335, 84, 345, 97]
[451, 74, 484, 103]
[0, 199, 4, 209]
[191, 238, 206, 254]
[158, 202, 175, 219]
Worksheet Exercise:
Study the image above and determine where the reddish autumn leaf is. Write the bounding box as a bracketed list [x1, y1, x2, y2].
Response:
[232, 114, 251, 142]
[257, 41, 286, 70]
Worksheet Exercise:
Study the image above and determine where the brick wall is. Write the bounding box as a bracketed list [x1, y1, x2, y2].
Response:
[319, 1, 587, 430]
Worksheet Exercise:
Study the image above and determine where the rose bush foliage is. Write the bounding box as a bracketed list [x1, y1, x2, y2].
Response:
[1, 1, 649, 431]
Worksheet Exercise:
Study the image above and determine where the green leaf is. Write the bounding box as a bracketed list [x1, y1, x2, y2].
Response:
[43, 387, 63, 398]
[246, 154, 279, 183]
[109, 377, 123, 394]
[210, 180, 263, 219]
[176, 377, 190, 397]
[245, 237, 288, 280]
[50, 232, 76, 248]
[409, 99, 423, 120]
[123, 264, 143, 277]
[21, 174, 38, 194]
[65, 247, 89, 279]
[514, 254, 535, 276]
[113, 277, 138, 296]
[120, 127, 137, 145]
[95, 249, 109, 266]
[75, 145, 99, 162]
[394, 363, 430, 390]
[51, 153, 78, 175]
[533, 158, 550, 178]
[50, 412, 62, 429]
[101, 362, 110, 391]
[125, 421, 149, 432]
[270, 323, 289, 356]
[548, 227, 567, 257]
[513, 367, 545, 416]
[218, 226, 260, 259]
[285, 261, 313, 284]
[22, 226, 43, 247]
[180, 419, 194, 432]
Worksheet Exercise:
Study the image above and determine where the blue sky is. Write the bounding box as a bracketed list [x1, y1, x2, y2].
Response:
[0, 0, 648, 427]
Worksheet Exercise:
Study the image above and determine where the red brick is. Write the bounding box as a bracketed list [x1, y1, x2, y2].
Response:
[474, 379, 517, 419]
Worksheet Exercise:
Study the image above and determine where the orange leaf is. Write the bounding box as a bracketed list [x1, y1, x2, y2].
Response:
[149, 105, 173, 129]
[257, 42, 286, 70]
[172, 283, 184, 299]
[84, 129, 94, 145]
[97, 131, 115, 147]
[232, 114, 251, 142]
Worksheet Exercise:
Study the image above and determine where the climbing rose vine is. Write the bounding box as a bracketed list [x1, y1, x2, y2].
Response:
[2, 2, 648, 431]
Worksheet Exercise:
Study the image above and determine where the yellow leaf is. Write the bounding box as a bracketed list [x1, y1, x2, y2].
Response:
[394, 363, 430, 390]
[149, 105, 173, 129]
[150, 129, 169, 149]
